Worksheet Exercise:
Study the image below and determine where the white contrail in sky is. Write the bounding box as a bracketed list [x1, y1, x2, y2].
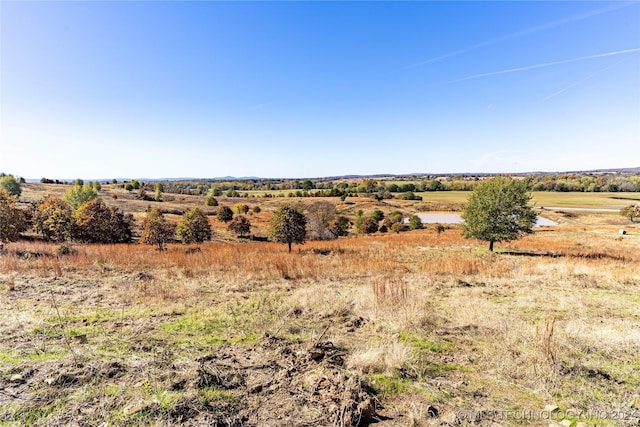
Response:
[446, 48, 640, 84]
[543, 58, 628, 101]
[404, 2, 636, 69]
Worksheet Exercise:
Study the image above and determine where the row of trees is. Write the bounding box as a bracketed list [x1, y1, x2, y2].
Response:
[4, 175, 637, 253]
[112, 174, 640, 197]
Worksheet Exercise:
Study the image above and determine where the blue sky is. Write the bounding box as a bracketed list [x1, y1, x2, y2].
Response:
[1, 1, 639, 179]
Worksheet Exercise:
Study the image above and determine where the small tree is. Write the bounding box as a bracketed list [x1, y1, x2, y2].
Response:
[217, 206, 234, 223]
[176, 207, 212, 244]
[359, 217, 379, 234]
[354, 210, 364, 232]
[205, 195, 219, 206]
[33, 197, 73, 241]
[155, 183, 163, 202]
[268, 205, 307, 252]
[140, 208, 175, 250]
[408, 215, 423, 230]
[329, 216, 349, 238]
[0, 189, 23, 242]
[0, 176, 22, 197]
[228, 215, 251, 237]
[233, 203, 249, 214]
[64, 183, 99, 209]
[461, 177, 536, 252]
[108, 207, 135, 243]
[371, 209, 385, 222]
[621, 204, 640, 223]
[306, 201, 337, 240]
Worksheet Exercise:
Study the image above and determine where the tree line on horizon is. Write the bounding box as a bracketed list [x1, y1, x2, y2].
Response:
[25, 172, 640, 199]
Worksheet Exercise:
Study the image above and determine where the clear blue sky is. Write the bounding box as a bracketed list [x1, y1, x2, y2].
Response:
[2, 1, 639, 179]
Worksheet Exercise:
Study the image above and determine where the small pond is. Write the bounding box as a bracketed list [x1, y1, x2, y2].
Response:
[406, 213, 557, 227]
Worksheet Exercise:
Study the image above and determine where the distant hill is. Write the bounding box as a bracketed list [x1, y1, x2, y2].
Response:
[21, 166, 640, 183]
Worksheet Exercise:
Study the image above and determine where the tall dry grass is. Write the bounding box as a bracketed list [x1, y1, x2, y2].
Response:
[2, 228, 638, 285]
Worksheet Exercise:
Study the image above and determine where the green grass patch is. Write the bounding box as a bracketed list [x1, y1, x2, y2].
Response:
[199, 387, 237, 405]
[369, 373, 413, 398]
[398, 331, 453, 353]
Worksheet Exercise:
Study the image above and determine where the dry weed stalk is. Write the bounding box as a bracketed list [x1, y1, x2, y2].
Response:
[536, 314, 557, 367]
[372, 275, 408, 305]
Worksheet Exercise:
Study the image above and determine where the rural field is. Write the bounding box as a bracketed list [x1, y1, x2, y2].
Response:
[1, 183, 640, 426]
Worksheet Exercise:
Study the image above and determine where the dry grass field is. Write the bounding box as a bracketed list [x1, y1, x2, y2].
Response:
[1, 184, 640, 426]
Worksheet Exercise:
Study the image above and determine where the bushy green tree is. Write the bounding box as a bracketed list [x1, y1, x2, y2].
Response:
[228, 215, 251, 237]
[0, 176, 21, 197]
[461, 177, 536, 252]
[268, 205, 307, 252]
[176, 207, 212, 243]
[408, 215, 423, 230]
[140, 208, 175, 250]
[0, 189, 23, 242]
[217, 206, 234, 223]
[64, 183, 99, 209]
[33, 197, 73, 241]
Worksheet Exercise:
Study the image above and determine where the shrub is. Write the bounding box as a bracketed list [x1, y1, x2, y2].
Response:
[391, 223, 406, 233]
[359, 217, 379, 234]
[205, 195, 219, 206]
[176, 208, 212, 243]
[73, 200, 134, 243]
[371, 209, 385, 222]
[217, 206, 234, 223]
[233, 203, 249, 214]
[228, 215, 251, 237]
[73, 200, 111, 243]
[0, 189, 22, 242]
[33, 197, 73, 242]
[388, 211, 404, 224]
[252, 205, 261, 213]
[398, 192, 421, 201]
[329, 216, 350, 238]
[0, 176, 21, 197]
[408, 215, 423, 230]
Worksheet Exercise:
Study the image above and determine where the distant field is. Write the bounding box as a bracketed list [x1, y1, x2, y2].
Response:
[417, 191, 640, 210]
